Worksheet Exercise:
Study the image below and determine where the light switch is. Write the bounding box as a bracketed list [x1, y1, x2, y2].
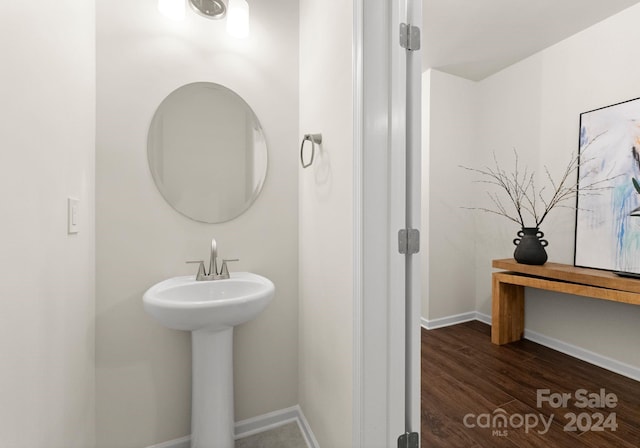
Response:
[68, 197, 79, 234]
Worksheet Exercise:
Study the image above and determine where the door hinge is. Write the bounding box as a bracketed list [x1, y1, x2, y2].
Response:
[398, 432, 419, 448]
[400, 23, 421, 51]
[398, 228, 420, 255]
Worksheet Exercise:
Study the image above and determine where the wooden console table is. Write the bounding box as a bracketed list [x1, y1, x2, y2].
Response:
[491, 259, 640, 345]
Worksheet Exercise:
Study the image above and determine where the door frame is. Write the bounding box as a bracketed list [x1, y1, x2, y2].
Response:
[353, 0, 422, 446]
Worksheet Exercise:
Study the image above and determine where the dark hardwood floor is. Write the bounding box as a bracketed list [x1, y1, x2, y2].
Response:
[421, 321, 640, 447]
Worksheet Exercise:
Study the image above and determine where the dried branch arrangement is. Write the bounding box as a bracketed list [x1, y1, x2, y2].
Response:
[460, 137, 615, 228]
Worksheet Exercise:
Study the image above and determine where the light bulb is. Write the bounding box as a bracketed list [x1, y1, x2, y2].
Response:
[158, 0, 185, 21]
[226, 0, 249, 39]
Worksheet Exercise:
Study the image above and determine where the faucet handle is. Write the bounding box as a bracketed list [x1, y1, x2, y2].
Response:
[186, 260, 207, 280]
[219, 259, 239, 279]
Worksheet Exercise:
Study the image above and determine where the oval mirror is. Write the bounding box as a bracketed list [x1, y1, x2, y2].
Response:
[147, 82, 267, 223]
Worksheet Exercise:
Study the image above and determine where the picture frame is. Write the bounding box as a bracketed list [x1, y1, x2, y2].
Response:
[574, 97, 640, 275]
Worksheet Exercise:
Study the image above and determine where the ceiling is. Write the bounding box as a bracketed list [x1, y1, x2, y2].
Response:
[423, 0, 640, 80]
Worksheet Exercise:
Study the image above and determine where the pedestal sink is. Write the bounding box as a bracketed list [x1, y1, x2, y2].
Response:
[143, 272, 274, 448]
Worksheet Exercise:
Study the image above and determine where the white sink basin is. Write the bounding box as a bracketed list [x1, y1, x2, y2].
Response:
[144, 268, 275, 447]
[143, 272, 274, 332]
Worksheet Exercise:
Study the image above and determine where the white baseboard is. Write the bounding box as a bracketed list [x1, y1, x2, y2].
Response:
[422, 311, 640, 382]
[420, 311, 477, 330]
[523, 328, 640, 382]
[146, 436, 190, 448]
[146, 404, 318, 448]
[474, 311, 491, 325]
[235, 404, 319, 448]
[294, 405, 320, 448]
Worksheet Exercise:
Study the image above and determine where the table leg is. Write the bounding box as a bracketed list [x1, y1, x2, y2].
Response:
[491, 273, 525, 345]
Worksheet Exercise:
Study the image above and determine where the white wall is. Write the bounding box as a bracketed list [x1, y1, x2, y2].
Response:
[96, 0, 299, 446]
[299, 0, 354, 446]
[0, 1, 95, 447]
[473, 52, 551, 313]
[422, 69, 477, 321]
[426, 3, 640, 368]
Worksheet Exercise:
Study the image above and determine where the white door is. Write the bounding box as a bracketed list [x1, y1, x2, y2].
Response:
[355, 0, 421, 446]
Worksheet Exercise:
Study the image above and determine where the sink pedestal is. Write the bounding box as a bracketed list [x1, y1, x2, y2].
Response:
[191, 327, 234, 448]
[142, 272, 275, 448]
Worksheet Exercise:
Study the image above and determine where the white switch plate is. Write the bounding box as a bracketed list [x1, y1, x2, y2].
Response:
[68, 197, 79, 234]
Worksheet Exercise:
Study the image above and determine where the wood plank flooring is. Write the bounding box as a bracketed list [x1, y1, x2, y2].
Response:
[421, 321, 640, 447]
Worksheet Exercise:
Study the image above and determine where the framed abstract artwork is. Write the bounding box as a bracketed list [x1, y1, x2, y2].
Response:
[575, 97, 640, 275]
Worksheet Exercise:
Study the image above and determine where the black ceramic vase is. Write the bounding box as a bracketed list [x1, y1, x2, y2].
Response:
[513, 227, 548, 265]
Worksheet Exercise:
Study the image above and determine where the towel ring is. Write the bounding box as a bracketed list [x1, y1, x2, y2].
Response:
[300, 133, 322, 168]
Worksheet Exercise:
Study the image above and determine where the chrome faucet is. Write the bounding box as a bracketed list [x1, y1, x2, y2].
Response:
[209, 238, 218, 282]
[187, 238, 238, 281]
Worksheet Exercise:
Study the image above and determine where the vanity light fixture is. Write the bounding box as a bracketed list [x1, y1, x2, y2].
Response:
[158, 0, 186, 21]
[158, 0, 250, 39]
[189, 0, 226, 19]
[226, 0, 249, 39]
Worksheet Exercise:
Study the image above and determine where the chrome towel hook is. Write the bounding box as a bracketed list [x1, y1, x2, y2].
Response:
[300, 133, 322, 168]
